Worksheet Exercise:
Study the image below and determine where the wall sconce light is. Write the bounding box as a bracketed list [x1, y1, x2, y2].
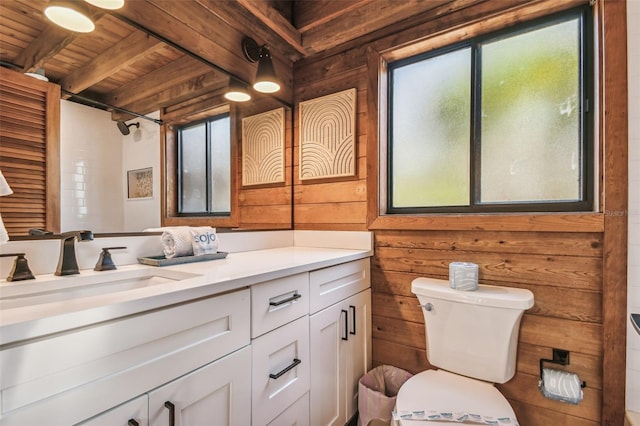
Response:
[242, 37, 281, 94]
[224, 77, 252, 102]
[45, 0, 124, 33]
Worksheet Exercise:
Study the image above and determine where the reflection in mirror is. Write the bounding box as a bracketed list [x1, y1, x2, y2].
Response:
[55, 96, 293, 234]
[162, 96, 292, 231]
[0, 1, 294, 238]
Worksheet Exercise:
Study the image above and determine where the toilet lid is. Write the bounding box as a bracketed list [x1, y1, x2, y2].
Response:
[395, 370, 516, 424]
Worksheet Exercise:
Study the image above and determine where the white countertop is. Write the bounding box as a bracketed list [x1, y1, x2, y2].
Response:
[0, 246, 371, 346]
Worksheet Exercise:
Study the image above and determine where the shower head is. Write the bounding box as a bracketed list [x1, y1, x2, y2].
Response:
[116, 121, 140, 135]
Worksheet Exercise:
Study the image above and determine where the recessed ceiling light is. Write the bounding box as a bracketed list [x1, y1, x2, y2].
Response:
[44, 1, 95, 33]
[84, 0, 124, 10]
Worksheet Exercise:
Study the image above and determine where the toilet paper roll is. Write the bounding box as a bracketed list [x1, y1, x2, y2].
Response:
[449, 262, 478, 291]
[539, 368, 584, 405]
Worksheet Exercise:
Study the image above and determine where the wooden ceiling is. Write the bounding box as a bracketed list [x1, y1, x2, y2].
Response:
[0, 0, 483, 119]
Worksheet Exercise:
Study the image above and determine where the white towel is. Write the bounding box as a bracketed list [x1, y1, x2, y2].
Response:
[0, 169, 13, 244]
[160, 227, 194, 258]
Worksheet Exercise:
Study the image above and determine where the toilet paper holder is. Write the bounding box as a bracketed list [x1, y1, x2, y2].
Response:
[539, 348, 586, 388]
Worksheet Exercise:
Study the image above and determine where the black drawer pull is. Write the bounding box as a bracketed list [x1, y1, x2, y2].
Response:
[128, 420, 139, 426]
[164, 401, 175, 426]
[269, 292, 302, 306]
[269, 358, 301, 379]
[349, 305, 356, 335]
[341, 309, 349, 341]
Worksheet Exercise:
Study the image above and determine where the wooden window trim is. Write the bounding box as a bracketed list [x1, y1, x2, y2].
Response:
[368, 212, 605, 233]
[367, 0, 600, 234]
[161, 98, 239, 228]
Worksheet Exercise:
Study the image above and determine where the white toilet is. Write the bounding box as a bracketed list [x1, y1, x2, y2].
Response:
[394, 277, 534, 425]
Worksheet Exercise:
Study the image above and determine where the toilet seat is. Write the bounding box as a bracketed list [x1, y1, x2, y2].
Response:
[394, 369, 517, 425]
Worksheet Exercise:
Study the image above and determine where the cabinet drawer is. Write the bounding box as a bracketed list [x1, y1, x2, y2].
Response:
[267, 392, 309, 426]
[149, 345, 252, 426]
[252, 316, 310, 426]
[75, 395, 148, 426]
[0, 289, 250, 426]
[251, 272, 309, 338]
[309, 258, 370, 314]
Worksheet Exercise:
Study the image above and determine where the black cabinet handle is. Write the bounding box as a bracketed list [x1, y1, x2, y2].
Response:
[127, 420, 139, 426]
[349, 305, 356, 335]
[269, 292, 302, 306]
[269, 358, 301, 379]
[164, 401, 175, 426]
[341, 309, 349, 341]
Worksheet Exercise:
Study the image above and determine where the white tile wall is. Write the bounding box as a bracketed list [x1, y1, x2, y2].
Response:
[59, 102, 161, 233]
[60, 101, 124, 233]
[121, 112, 161, 232]
[627, 0, 640, 413]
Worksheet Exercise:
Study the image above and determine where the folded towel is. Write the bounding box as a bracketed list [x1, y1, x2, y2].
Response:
[392, 410, 519, 425]
[161, 227, 194, 258]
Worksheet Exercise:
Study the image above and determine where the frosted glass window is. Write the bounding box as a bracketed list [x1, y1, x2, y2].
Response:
[391, 48, 471, 208]
[386, 7, 592, 213]
[480, 20, 580, 203]
[180, 123, 207, 213]
[178, 114, 231, 215]
[208, 117, 231, 212]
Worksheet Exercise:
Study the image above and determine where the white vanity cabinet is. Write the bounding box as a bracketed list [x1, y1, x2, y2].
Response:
[309, 259, 372, 426]
[0, 289, 251, 426]
[0, 250, 373, 426]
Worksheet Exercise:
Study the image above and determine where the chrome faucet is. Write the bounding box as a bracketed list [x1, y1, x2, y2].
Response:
[55, 230, 94, 276]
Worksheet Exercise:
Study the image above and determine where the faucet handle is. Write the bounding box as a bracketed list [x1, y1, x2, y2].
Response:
[0, 253, 35, 281]
[94, 246, 127, 271]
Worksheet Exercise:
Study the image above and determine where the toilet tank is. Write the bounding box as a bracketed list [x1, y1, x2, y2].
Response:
[412, 277, 534, 384]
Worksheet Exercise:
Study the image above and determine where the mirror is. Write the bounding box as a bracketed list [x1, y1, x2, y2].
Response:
[0, 1, 294, 237]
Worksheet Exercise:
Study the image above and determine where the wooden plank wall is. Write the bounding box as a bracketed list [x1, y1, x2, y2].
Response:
[293, 57, 369, 230]
[237, 99, 293, 229]
[293, 0, 627, 424]
[371, 230, 603, 425]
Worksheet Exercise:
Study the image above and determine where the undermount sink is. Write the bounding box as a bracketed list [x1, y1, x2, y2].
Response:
[0, 268, 199, 310]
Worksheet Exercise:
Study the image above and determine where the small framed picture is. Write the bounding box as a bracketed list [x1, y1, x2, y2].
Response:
[127, 167, 153, 199]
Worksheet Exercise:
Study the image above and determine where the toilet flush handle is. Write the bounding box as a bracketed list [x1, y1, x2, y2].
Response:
[420, 303, 434, 312]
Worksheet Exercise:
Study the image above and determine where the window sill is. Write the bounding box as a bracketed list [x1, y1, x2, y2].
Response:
[163, 216, 238, 228]
[368, 212, 604, 233]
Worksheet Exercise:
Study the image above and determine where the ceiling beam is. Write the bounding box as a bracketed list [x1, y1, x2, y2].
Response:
[301, 0, 454, 54]
[294, 0, 372, 33]
[119, 0, 252, 84]
[194, 0, 303, 62]
[119, 0, 293, 103]
[59, 30, 163, 97]
[111, 70, 228, 120]
[13, 24, 82, 73]
[12, 7, 108, 73]
[235, 0, 307, 56]
[103, 57, 211, 107]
